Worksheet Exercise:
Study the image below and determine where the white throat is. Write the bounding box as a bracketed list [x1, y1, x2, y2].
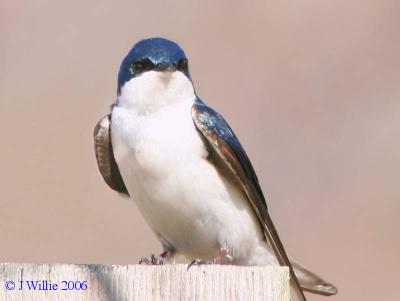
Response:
[117, 70, 196, 115]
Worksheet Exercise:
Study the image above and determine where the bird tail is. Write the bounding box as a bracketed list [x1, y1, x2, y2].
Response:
[291, 260, 337, 296]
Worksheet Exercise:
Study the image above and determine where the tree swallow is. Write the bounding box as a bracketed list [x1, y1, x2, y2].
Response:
[94, 37, 337, 300]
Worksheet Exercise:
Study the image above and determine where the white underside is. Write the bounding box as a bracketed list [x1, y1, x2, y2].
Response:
[111, 71, 277, 265]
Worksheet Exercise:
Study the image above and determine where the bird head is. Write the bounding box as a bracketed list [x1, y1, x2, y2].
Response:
[117, 37, 190, 95]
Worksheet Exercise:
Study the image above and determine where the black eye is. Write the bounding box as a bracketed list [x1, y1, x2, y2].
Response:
[177, 58, 188, 70]
[129, 58, 154, 74]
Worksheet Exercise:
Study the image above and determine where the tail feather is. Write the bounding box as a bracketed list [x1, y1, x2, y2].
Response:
[291, 261, 338, 296]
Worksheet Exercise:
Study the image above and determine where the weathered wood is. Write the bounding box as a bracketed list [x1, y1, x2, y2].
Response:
[0, 263, 289, 301]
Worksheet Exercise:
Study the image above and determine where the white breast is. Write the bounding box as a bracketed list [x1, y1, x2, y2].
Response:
[111, 71, 273, 264]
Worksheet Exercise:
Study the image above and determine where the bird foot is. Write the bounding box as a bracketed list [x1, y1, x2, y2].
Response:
[187, 258, 214, 270]
[187, 247, 233, 270]
[139, 254, 165, 265]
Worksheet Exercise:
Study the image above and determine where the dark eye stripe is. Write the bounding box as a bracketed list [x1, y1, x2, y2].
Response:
[177, 58, 188, 70]
[129, 58, 154, 74]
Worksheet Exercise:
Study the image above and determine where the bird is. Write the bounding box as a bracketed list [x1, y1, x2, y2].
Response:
[94, 37, 337, 300]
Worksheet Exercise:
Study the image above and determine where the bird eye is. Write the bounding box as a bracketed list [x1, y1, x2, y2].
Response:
[177, 58, 188, 70]
[129, 58, 154, 74]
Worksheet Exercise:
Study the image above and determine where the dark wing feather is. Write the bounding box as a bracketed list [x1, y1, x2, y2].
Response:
[192, 100, 306, 301]
[93, 114, 129, 196]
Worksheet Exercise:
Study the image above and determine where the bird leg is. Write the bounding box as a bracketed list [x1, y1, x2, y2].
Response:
[187, 247, 233, 270]
[139, 247, 177, 265]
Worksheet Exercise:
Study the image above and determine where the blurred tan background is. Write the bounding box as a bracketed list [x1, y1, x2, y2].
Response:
[1, 1, 399, 300]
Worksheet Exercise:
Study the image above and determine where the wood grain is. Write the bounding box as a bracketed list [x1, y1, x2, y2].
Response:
[0, 263, 289, 301]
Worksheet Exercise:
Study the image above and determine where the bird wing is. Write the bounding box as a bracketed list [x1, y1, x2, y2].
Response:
[192, 100, 306, 301]
[93, 114, 129, 196]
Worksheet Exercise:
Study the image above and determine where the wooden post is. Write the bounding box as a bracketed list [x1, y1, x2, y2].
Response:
[0, 263, 289, 301]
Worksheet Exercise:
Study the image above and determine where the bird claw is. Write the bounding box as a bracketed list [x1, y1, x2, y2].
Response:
[139, 254, 165, 265]
[187, 247, 233, 270]
[187, 258, 214, 270]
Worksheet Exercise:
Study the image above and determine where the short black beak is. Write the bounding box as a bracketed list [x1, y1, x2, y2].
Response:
[155, 62, 177, 72]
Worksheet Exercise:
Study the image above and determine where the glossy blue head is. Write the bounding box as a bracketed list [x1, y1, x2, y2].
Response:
[117, 37, 190, 94]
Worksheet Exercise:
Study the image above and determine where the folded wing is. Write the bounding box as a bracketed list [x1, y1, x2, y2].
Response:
[93, 114, 129, 196]
[192, 99, 306, 301]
